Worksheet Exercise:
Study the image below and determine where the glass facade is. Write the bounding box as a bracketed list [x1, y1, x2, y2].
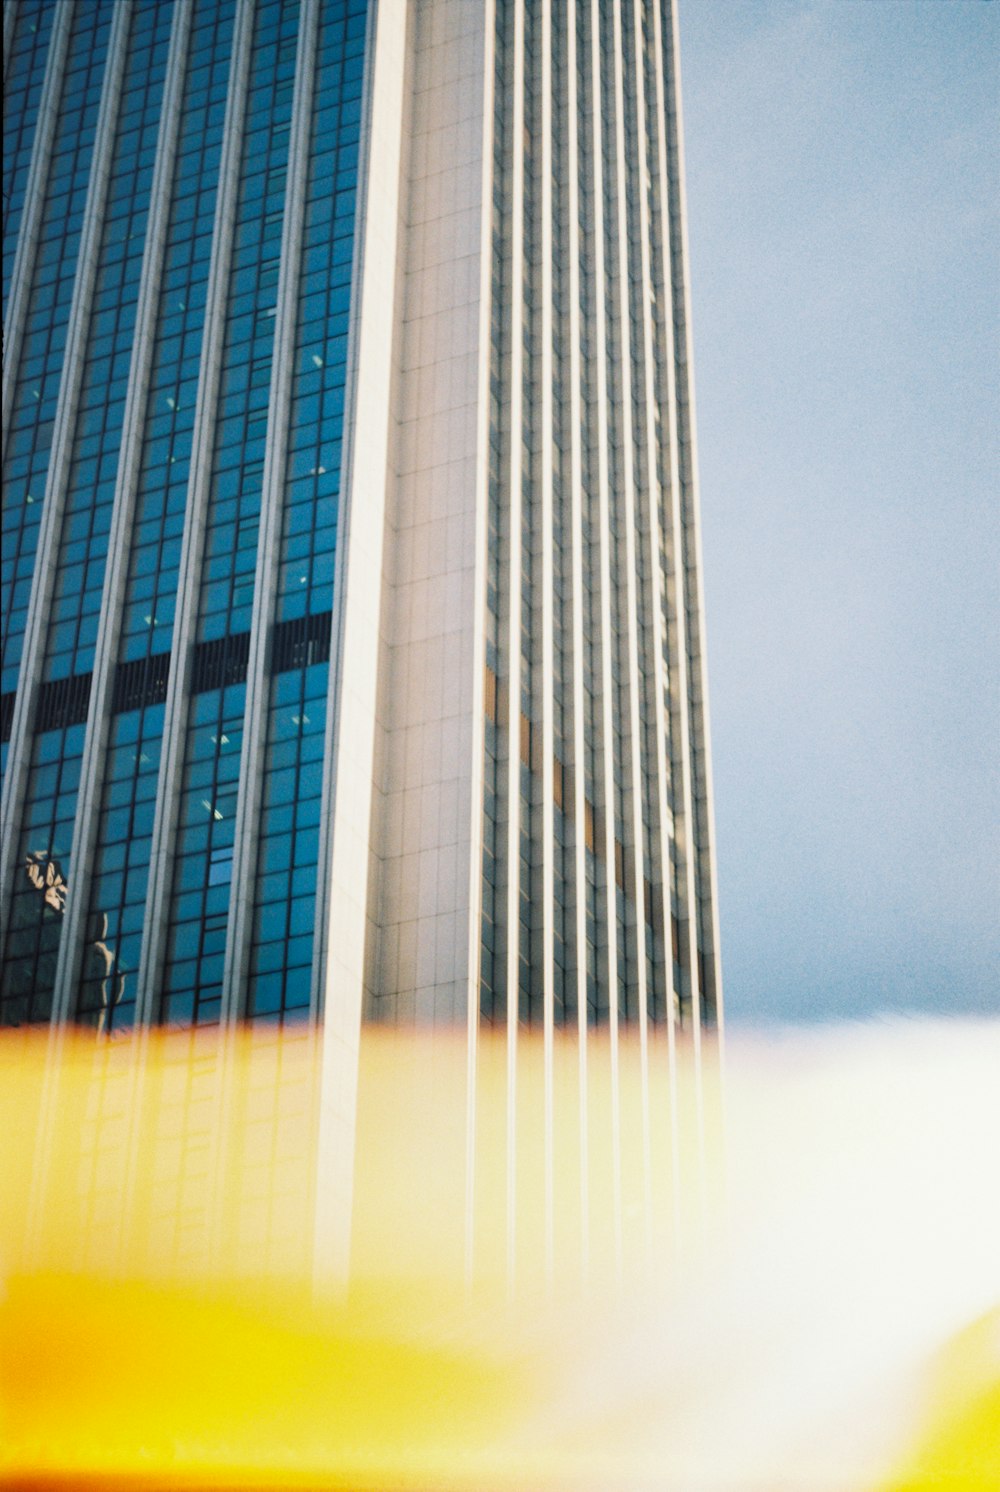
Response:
[2, 1, 173, 1019]
[162, 681, 246, 1024]
[120, 0, 237, 667]
[2, 0, 58, 315]
[160, 0, 305, 1019]
[1, 720, 85, 1025]
[2, 2, 112, 702]
[80, 0, 237, 1034]
[1, 0, 370, 1028]
[79, 701, 164, 1030]
[45, 0, 174, 685]
[245, 0, 365, 1021]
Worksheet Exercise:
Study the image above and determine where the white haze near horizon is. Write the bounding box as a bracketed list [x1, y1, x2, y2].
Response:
[678, 0, 998, 1024]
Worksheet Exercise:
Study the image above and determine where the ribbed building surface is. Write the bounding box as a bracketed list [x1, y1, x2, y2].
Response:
[1, 0, 721, 1114]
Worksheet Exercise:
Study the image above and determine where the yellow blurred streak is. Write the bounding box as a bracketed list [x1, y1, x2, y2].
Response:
[1, 1271, 543, 1490]
[878, 1310, 1000, 1492]
[0, 1028, 524, 1486]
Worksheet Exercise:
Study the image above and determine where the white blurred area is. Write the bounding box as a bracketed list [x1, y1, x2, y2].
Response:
[527, 1016, 1000, 1490]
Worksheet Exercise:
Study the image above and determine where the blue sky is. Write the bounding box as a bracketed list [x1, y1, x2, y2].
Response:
[678, 1, 998, 1022]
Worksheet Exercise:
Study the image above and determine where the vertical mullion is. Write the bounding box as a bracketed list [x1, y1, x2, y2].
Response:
[646, 2, 684, 1234]
[664, 0, 723, 1036]
[632, 0, 681, 1235]
[539, 0, 556, 1287]
[52, 0, 194, 1023]
[648, 0, 699, 1048]
[610, 0, 652, 1238]
[504, 0, 526, 1299]
[1, 0, 72, 438]
[0, 0, 131, 941]
[134, 0, 256, 1026]
[221, 0, 320, 1021]
[3, 2, 17, 86]
[566, 0, 590, 1284]
[467, 0, 499, 1290]
[588, 0, 623, 1280]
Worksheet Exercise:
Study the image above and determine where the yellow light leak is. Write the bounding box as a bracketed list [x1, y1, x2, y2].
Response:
[1, 1018, 998, 1490]
[876, 1310, 1000, 1492]
[2, 1273, 542, 1491]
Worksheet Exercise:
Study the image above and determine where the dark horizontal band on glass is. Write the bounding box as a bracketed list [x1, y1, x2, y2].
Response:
[2, 609, 335, 742]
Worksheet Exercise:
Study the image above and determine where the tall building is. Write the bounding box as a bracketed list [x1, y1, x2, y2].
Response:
[2, 0, 721, 1103]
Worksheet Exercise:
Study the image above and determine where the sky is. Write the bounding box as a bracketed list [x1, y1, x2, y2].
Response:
[677, 0, 998, 1023]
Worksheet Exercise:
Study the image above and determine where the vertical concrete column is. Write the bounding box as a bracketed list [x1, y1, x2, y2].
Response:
[587, 0, 623, 1279]
[465, 0, 498, 1287]
[538, 0, 556, 1285]
[501, 0, 526, 1300]
[630, 0, 683, 1225]
[609, 0, 653, 1230]
[663, 0, 723, 1033]
[312, 0, 409, 1290]
[367, 0, 489, 1029]
[647, 0, 701, 1047]
[565, 0, 591, 1281]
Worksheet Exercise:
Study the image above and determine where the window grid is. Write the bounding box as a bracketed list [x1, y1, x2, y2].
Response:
[2, 0, 57, 313]
[1, 2, 113, 696]
[43, 0, 175, 685]
[0, 722, 86, 1022]
[159, 0, 300, 1028]
[195, 0, 301, 646]
[77, 704, 165, 1033]
[246, 664, 327, 1021]
[70, 0, 237, 1020]
[120, 0, 238, 666]
[245, 0, 368, 1020]
[160, 684, 245, 1026]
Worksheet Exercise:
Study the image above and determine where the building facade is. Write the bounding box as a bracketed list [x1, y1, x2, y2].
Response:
[1, 0, 721, 1087]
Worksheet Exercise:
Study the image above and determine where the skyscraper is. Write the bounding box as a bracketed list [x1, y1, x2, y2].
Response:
[1, 0, 721, 1095]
